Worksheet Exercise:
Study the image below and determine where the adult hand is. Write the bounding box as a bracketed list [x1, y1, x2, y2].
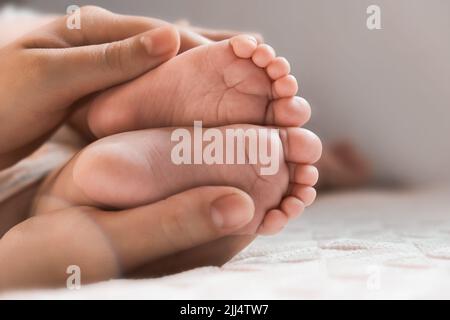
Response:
[0, 186, 254, 289]
[0, 6, 181, 170]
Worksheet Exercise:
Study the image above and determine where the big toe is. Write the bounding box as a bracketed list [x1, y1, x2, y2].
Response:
[280, 128, 323, 164]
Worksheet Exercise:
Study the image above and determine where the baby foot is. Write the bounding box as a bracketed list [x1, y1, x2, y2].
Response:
[36, 126, 321, 235]
[86, 35, 308, 138]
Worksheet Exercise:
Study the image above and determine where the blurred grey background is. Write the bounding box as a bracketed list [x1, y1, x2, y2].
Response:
[4, 0, 450, 185]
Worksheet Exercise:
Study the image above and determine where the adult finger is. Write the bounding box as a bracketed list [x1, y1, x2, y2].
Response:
[31, 25, 180, 100]
[94, 186, 255, 271]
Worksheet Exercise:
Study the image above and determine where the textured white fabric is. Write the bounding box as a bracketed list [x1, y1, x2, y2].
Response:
[2, 186, 450, 299]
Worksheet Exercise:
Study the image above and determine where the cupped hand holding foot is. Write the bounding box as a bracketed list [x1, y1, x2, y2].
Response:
[29, 123, 321, 281]
[0, 186, 254, 289]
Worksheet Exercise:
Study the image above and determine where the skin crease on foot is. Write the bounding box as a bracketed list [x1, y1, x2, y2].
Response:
[33, 124, 322, 236]
[85, 35, 304, 138]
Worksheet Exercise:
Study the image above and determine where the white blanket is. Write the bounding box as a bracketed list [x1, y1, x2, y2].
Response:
[2, 186, 450, 299]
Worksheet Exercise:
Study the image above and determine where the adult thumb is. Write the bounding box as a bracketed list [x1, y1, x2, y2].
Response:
[47, 25, 180, 99]
[96, 186, 255, 271]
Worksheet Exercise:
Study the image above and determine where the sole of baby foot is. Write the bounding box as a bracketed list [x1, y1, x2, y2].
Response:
[66, 125, 321, 234]
[87, 35, 309, 138]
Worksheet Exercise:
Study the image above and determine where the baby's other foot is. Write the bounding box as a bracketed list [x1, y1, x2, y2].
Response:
[86, 35, 309, 138]
[38, 126, 321, 235]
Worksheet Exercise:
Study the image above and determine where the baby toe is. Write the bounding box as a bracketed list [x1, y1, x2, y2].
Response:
[273, 75, 298, 98]
[257, 209, 288, 235]
[290, 164, 319, 186]
[281, 196, 305, 219]
[252, 44, 276, 68]
[267, 57, 291, 80]
[230, 35, 258, 58]
[291, 185, 317, 207]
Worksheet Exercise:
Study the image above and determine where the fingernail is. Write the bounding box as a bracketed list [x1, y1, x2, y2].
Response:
[210, 193, 254, 229]
[140, 26, 177, 56]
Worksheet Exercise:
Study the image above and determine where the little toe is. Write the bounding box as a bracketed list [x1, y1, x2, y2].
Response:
[230, 35, 258, 58]
[290, 164, 319, 186]
[267, 57, 291, 80]
[273, 75, 298, 98]
[280, 128, 323, 164]
[281, 196, 305, 219]
[268, 96, 311, 127]
[252, 44, 276, 68]
[257, 209, 288, 236]
[291, 185, 317, 207]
